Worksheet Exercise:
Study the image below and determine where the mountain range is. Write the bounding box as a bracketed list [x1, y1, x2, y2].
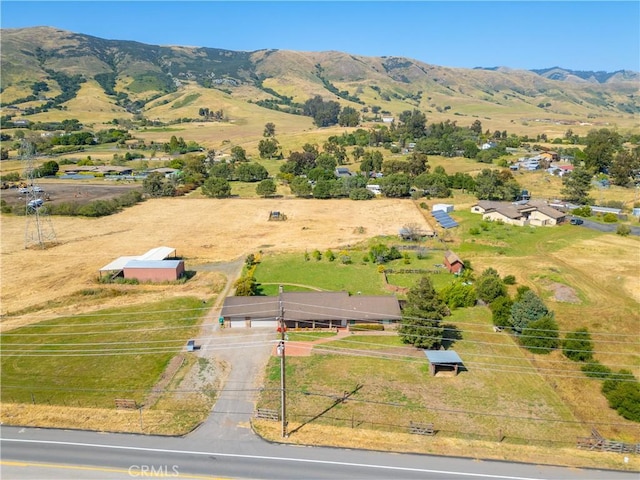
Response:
[1, 27, 638, 126]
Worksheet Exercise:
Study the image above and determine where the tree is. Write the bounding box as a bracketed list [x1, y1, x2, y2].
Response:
[561, 167, 593, 204]
[398, 276, 449, 349]
[474, 169, 521, 201]
[263, 122, 276, 137]
[37, 160, 59, 177]
[202, 176, 231, 198]
[209, 160, 234, 180]
[462, 140, 479, 159]
[563, 327, 594, 362]
[290, 176, 312, 197]
[312, 179, 335, 199]
[303, 95, 340, 127]
[398, 109, 427, 139]
[379, 173, 411, 198]
[583, 128, 621, 173]
[236, 162, 268, 182]
[256, 178, 276, 197]
[475, 268, 507, 304]
[338, 106, 360, 127]
[609, 149, 640, 186]
[234, 275, 258, 296]
[230, 145, 247, 163]
[469, 119, 482, 135]
[490, 296, 513, 328]
[143, 172, 175, 197]
[440, 281, 476, 309]
[520, 316, 559, 354]
[258, 138, 280, 159]
[510, 290, 551, 334]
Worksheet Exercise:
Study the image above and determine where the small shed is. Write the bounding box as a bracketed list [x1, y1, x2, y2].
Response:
[432, 203, 454, 214]
[443, 250, 464, 274]
[424, 350, 464, 376]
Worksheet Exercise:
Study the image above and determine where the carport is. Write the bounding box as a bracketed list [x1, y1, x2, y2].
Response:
[424, 350, 464, 376]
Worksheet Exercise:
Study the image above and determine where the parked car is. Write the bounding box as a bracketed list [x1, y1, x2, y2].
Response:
[570, 217, 584, 225]
[18, 187, 29, 194]
[27, 198, 44, 209]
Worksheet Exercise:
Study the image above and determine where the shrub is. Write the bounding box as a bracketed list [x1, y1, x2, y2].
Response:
[350, 323, 385, 331]
[1, 199, 11, 214]
[602, 212, 618, 223]
[349, 188, 374, 200]
[616, 224, 631, 236]
[572, 206, 592, 217]
[489, 296, 513, 328]
[475, 268, 507, 304]
[440, 281, 477, 309]
[325, 249, 336, 262]
[519, 315, 559, 354]
[601, 370, 640, 422]
[312, 249, 322, 261]
[469, 227, 481, 235]
[503, 275, 516, 285]
[562, 327, 594, 362]
[581, 361, 612, 379]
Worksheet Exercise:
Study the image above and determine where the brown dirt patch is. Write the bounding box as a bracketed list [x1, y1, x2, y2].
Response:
[547, 282, 581, 303]
[0, 197, 430, 322]
[1, 181, 140, 209]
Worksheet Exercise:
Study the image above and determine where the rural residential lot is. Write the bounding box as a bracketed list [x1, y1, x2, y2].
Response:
[0, 197, 429, 321]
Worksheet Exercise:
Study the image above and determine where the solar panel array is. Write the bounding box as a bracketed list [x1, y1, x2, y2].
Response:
[432, 210, 459, 229]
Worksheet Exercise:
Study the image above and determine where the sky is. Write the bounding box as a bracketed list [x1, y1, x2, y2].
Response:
[1, 1, 638, 72]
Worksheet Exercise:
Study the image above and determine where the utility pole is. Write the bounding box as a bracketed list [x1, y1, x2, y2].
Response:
[277, 285, 287, 437]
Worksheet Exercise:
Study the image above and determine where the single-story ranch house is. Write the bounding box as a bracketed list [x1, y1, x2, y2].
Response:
[471, 200, 566, 226]
[220, 291, 401, 329]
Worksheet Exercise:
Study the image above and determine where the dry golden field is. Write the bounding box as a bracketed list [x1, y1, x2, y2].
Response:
[0, 197, 430, 322]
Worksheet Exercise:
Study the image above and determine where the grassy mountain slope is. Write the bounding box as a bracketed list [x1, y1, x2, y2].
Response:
[1, 27, 638, 132]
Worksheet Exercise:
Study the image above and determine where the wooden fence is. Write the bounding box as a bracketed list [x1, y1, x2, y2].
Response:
[576, 428, 640, 454]
[115, 398, 138, 409]
[409, 421, 435, 436]
[255, 408, 280, 421]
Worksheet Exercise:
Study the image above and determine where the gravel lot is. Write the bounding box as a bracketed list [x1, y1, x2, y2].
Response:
[1, 180, 141, 209]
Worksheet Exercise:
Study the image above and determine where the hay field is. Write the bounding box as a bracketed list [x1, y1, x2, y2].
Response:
[0, 197, 430, 320]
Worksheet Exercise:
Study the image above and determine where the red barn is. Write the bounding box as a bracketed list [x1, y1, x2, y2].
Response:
[444, 250, 464, 274]
[123, 259, 185, 282]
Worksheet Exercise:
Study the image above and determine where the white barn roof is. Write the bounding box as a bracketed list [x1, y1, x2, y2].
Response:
[100, 247, 176, 272]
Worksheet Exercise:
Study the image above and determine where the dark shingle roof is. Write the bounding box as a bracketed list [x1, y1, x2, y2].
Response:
[221, 291, 401, 322]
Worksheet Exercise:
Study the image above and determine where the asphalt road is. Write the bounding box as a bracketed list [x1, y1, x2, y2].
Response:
[3, 425, 638, 480]
[570, 217, 640, 235]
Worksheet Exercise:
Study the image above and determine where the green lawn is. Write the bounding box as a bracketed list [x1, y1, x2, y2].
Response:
[254, 247, 458, 297]
[0, 297, 207, 407]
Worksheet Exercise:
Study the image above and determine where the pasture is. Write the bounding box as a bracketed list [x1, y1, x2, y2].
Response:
[0, 197, 429, 321]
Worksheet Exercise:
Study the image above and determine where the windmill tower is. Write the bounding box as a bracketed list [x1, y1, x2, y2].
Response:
[22, 140, 57, 249]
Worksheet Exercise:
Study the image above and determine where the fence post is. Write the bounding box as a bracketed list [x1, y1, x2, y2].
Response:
[31, 392, 35, 404]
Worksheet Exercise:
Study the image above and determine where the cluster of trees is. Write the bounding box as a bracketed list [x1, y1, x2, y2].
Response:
[163, 135, 203, 155]
[197, 107, 224, 121]
[476, 269, 560, 353]
[43, 190, 144, 217]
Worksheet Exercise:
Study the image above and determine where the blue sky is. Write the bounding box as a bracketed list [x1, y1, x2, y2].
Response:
[1, 1, 638, 72]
